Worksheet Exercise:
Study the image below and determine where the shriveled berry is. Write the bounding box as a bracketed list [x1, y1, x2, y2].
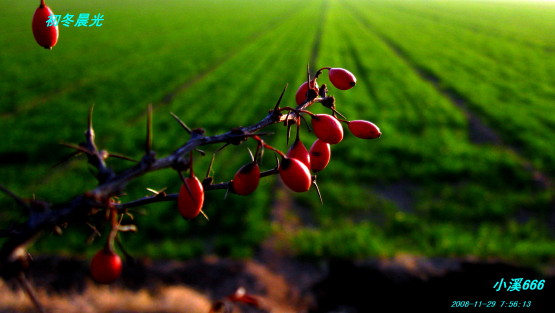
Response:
[295, 80, 318, 105]
[32, 0, 58, 50]
[287, 138, 311, 169]
[279, 157, 312, 192]
[231, 162, 260, 196]
[328, 68, 356, 90]
[178, 175, 204, 219]
[309, 139, 331, 172]
[311, 114, 343, 144]
[90, 249, 122, 284]
[348, 120, 381, 139]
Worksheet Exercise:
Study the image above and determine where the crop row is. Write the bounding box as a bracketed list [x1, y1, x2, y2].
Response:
[284, 0, 555, 263]
[340, 0, 555, 177]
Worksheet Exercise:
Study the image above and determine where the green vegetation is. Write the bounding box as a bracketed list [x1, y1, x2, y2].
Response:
[1, 0, 554, 267]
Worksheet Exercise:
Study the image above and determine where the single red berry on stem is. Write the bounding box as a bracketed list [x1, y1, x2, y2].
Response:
[328, 68, 356, 90]
[309, 139, 331, 172]
[311, 114, 344, 144]
[279, 157, 312, 192]
[295, 80, 318, 105]
[178, 175, 204, 219]
[90, 248, 122, 284]
[348, 120, 381, 139]
[287, 138, 311, 169]
[32, 0, 58, 50]
[231, 162, 260, 196]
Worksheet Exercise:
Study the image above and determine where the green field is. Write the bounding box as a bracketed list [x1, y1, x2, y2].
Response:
[1, 0, 555, 267]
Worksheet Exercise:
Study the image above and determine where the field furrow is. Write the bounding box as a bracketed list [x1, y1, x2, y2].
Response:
[341, 0, 555, 177]
[284, 0, 555, 261]
[340, 0, 552, 190]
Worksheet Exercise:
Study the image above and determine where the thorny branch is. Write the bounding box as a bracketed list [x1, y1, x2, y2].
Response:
[0, 86, 333, 276]
[0, 64, 382, 313]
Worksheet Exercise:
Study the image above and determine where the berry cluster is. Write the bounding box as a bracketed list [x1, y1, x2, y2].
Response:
[85, 67, 380, 284]
[177, 67, 381, 218]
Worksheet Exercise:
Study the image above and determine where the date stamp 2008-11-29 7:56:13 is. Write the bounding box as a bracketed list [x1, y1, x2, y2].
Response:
[450, 278, 546, 310]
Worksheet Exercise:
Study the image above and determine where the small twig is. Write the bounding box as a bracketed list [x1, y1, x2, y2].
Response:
[16, 273, 46, 313]
[0, 185, 31, 211]
[116, 193, 177, 210]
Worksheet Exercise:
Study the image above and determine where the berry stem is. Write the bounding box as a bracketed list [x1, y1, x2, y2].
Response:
[106, 204, 118, 253]
[252, 136, 285, 158]
[314, 67, 332, 79]
[294, 118, 301, 142]
[278, 107, 314, 117]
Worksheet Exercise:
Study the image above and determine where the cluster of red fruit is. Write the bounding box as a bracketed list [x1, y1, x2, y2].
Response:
[33, 0, 379, 289]
[77, 52, 377, 287]
[88, 70, 380, 284]
[176, 67, 381, 220]
[32, 0, 58, 50]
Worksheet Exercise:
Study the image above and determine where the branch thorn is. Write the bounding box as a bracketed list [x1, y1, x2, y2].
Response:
[272, 84, 288, 113]
[170, 112, 192, 134]
[146, 104, 153, 154]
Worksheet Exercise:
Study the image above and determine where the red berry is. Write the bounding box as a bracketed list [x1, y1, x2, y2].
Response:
[178, 175, 204, 219]
[32, 0, 58, 50]
[279, 157, 312, 192]
[90, 249, 122, 284]
[309, 139, 331, 172]
[348, 120, 381, 139]
[311, 114, 343, 144]
[231, 162, 260, 196]
[287, 138, 311, 169]
[295, 80, 318, 105]
[328, 68, 356, 90]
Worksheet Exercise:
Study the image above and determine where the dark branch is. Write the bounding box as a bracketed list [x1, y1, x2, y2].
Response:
[0, 94, 331, 274]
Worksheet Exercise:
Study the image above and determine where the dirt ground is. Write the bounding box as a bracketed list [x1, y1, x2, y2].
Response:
[2, 253, 555, 313]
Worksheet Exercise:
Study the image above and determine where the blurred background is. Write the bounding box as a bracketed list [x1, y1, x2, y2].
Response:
[1, 0, 555, 312]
